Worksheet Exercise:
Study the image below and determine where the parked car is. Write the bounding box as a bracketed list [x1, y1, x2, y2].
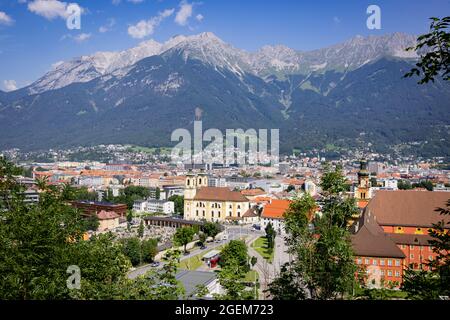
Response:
[150, 262, 160, 267]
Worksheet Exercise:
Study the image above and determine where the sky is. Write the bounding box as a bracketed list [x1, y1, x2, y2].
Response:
[0, 0, 449, 91]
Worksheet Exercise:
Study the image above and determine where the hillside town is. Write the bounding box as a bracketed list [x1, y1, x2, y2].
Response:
[2, 146, 449, 299]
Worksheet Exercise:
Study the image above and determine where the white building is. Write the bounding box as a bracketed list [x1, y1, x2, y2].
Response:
[133, 199, 175, 215]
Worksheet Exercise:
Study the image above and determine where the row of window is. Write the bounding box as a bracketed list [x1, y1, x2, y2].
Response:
[366, 269, 401, 277]
[400, 244, 433, 251]
[357, 258, 401, 267]
[195, 210, 242, 218]
[195, 202, 242, 210]
[395, 227, 424, 234]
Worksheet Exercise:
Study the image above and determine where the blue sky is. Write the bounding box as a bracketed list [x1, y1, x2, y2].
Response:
[0, 0, 449, 90]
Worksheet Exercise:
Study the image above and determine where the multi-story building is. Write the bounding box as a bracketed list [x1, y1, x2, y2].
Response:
[133, 199, 175, 214]
[351, 190, 450, 288]
[184, 171, 250, 223]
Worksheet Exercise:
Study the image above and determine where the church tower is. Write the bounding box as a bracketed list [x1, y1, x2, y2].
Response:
[184, 170, 197, 200]
[355, 159, 371, 202]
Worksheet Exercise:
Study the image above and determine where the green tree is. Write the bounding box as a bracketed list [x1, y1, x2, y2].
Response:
[169, 195, 184, 215]
[265, 222, 276, 250]
[198, 232, 207, 246]
[83, 214, 100, 232]
[173, 227, 195, 253]
[219, 240, 249, 273]
[216, 240, 252, 300]
[141, 239, 158, 263]
[269, 165, 357, 300]
[155, 187, 161, 200]
[398, 179, 413, 190]
[202, 221, 221, 241]
[286, 185, 295, 192]
[120, 237, 142, 267]
[405, 16, 450, 83]
[138, 220, 145, 238]
[0, 157, 185, 300]
[126, 210, 133, 223]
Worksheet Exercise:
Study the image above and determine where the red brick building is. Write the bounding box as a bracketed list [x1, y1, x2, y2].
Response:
[351, 190, 449, 288]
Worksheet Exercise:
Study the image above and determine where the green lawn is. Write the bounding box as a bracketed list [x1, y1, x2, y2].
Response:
[178, 246, 223, 271]
[244, 270, 259, 282]
[251, 237, 274, 262]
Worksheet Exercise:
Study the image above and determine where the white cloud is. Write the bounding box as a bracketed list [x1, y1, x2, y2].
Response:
[3, 80, 18, 92]
[333, 16, 341, 24]
[127, 0, 144, 3]
[175, 1, 193, 26]
[112, 0, 121, 5]
[195, 13, 203, 22]
[0, 11, 14, 25]
[99, 18, 116, 33]
[128, 8, 174, 39]
[27, 0, 84, 20]
[28, 0, 69, 19]
[74, 32, 91, 42]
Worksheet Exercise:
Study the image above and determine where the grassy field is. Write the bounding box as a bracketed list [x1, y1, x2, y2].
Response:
[178, 246, 224, 271]
[244, 270, 259, 282]
[251, 237, 274, 262]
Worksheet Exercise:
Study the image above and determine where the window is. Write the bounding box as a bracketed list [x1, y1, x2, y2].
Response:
[357, 258, 362, 265]
[395, 227, 404, 234]
[211, 211, 214, 217]
[401, 244, 406, 249]
[365, 258, 370, 265]
[410, 245, 414, 250]
[203, 210, 205, 217]
[428, 255, 433, 261]
[196, 210, 199, 216]
[388, 270, 393, 276]
[380, 270, 385, 276]
[395, 271, 400, 277]
[373, 259, 377, 266]
[395, 260, 400, 266]
[229, 205, 232, 209]
[388, 259, 392, 266]
[410, 254, 414, 259]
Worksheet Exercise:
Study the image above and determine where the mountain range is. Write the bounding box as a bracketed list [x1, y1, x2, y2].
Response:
[0, 32, 449, 157]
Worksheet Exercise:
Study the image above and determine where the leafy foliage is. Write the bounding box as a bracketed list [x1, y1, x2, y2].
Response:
[173, 227, 195, 253]
[269, 165, 357, 299]
[405, 17, 450, 83]
[0, 157, 183, 299]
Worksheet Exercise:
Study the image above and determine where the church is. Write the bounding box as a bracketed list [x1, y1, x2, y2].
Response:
[183, 171, 251, 223]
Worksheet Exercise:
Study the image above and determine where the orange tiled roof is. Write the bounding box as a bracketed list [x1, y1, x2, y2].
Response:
[194, 187, 248, 202]
[241, 189, 266, 196]
[282, 178, 304, 186]
[261, 199, 291, 220]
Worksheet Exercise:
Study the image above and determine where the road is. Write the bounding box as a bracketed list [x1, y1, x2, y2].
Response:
[127, 225, 264, 279]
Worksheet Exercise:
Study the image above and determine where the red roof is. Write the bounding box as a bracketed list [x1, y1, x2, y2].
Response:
[261, 199, 291, 219]
[97, 210, 120, 220]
